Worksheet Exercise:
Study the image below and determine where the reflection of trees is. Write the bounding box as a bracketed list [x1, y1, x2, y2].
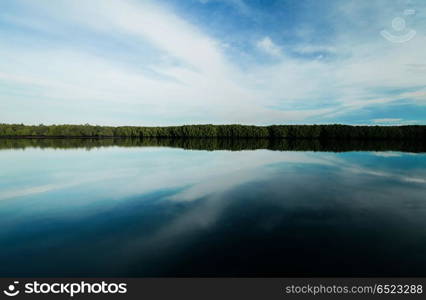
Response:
[1, 138, 425, 153]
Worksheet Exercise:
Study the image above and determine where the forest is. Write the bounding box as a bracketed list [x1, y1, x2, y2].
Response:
[0, 123, 425, 139]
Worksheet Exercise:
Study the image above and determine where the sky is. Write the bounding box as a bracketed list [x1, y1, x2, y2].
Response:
[0, 0, 425, 126]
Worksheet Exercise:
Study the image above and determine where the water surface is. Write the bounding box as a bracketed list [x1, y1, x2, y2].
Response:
[0, 139, 426, 277]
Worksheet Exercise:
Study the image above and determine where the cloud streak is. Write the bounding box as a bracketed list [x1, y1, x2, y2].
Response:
[0, 0, 425, 125]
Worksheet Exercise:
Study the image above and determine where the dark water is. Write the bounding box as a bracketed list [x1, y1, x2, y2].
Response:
[0, 139, 426, 277]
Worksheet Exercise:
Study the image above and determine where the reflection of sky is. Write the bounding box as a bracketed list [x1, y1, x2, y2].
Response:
[0, 148, 330, 205]
[0, 147, 426, 276]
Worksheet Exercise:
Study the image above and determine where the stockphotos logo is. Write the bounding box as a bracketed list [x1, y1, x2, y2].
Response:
[3, 281, 20, 297]
[3, 281, 127, 298]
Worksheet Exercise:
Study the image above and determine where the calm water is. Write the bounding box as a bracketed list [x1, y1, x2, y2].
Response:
[1, 139, 426, 277]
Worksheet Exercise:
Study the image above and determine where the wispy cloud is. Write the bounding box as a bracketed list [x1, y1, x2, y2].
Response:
[256, 36, 282, 57]
[372, 118, 403, 124]
[0, 0, 425, 125]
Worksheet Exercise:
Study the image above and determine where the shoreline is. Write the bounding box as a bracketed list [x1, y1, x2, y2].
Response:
[1, 124, 426, 140]
[0, 136, 425, 141]
[2, 137, 426, 153]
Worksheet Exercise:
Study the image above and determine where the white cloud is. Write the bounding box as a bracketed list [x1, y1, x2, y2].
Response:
[1, 0, 426, 125]
[199, 0, 250, 15]
[0, 0, 264, 124]
[294, 45, 337, 54]
[372, 118, 403, 123]
[256, 36, 282, 57]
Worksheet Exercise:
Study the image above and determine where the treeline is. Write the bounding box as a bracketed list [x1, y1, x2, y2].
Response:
[1, 138, 426, 153]
[0, 123, 425, 139]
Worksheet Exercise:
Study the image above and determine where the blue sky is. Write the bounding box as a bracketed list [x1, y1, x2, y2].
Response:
[1, 0, 425, 126]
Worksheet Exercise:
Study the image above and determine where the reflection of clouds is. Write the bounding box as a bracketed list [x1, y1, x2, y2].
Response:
[3, 146, 426, 275]
[115, 151, 339, 261]
[167, 170, 265, 202]
[0, 148, 333, 226]
[54, 149, 331, 204]
[319, 154, 426, 186]
[373, 152, 402, 158]
[403, 177, 426, 184]
[0, 183, 68, 201]
[0, 148, 333, 228]
[121, 151, 426, 268]
[349, 164, 426, 185]
[5, 146, 424, 211]
[165, 151, 332, 202]
[0, 169, 136, 202]
[2, 147, 425, 223]
[141, 193, 229, 250]
[2, 148, 424, 210]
